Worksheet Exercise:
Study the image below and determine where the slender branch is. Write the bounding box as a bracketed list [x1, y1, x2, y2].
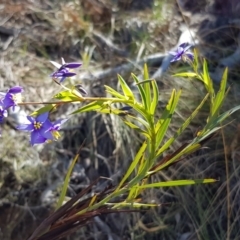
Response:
[18, 97, 133, 106]
[80, 53, 166, 82]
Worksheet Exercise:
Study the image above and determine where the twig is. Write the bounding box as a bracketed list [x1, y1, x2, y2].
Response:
[0, 26, 18, 36]
[92, 30, 128, 58]
[80, 53, 166, 82]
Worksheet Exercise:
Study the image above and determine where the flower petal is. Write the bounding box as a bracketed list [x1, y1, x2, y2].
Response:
[183, 44, 192, 52]
[41, 129, 53, 140]
[51, 70, 76, 80]
[0, 108, 7, 123]
[60, 76, 66, 83]
[52, 119, 68, 131]
[169, 51, 177, 56]
[40, 119, 54, 139]
[177, 47, 184, 54]
[169, 42, 193, 63]
[52, 72, 64, 77]
[42, 119, 53, 131]
[179, 43, 189, 49]
[63, 72, 76, 77]
[185, 52, 194, 61]
[8, 86, 23, 94]
[50, 61, 62, 69]
[0, 92, 6, 98]
[27, 116, 35, 123]
[2, 94, 14, 109]
[61, 57, 66, 65]
[170, 56, 181, 62]
[31, 131, 47, 145]
[3, 110, 8, 118]
[17, 123, 34, 131]
[64, 62, 82, 69]
[36, 112, 49, 123]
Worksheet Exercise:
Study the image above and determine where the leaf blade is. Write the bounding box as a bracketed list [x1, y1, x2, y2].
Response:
[117, 141, 147, 190]
[135, 179, 217, 189]
[143, 64, 151, 110]
[118, 74, 135, 100]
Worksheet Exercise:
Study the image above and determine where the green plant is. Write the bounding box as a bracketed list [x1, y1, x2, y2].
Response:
[10, 50, 238, 239]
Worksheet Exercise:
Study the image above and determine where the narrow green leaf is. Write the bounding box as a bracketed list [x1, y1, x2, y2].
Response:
[131, 73, 148, 109]
[110, 202, 159, 209]
[211, 68, 228, 117]
[88, 195, 97, 207]
[194, 127, 221, 143]
[215, 105, 240, 124]
[193, 48, 199, 73]
[56, 153, 79, 209]
[31, 104, 56, 116]
[129, 172, 148, 199]
[135, 179, 217, 189]
[118, 74, 135, 100]
[150, 80, 159, 115]
[216, 105, 240, 123]
[127, 102, 150, 123]
[155, 89, 181, 149]
[156, 93, 209, 157]
[98, 108, 111, 114]
[105, 85, 126, 99]
[71, 101, 104, 114]
[135, 79, 154, 85]
[200, 105, 240, 138]
[143, 64, 151, 110]
[143, 63, 149, 80]
[154, 143, 201, 172]
[54, 90, 81, 101]
[127, 157, 150, 190]
[180, 143, 201, 155]
[202, 59, 214, 96]
[127, 185, 139, 201]
[122, 120, 150, 138]
[117, 141, 147, 190]
[173, 72, 198, 78]
[125, 113, 150, 130]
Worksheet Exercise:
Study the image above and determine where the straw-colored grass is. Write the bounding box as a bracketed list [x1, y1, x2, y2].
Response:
[1, 0, 240, 239]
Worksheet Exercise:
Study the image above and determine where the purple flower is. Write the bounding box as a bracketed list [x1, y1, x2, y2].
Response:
[51, 68, 76, 81]
[50, 58, 82, 83]
[17, 112, 68, 145]
[17, 112, 53, 146]
[0, 105, 7, 123]
[48, 118, 68, 140]
[0, 86, 23, 110]
[51, 119, 68, 131]
[62, 63, 82, 69]
[169, 43, 194, 63]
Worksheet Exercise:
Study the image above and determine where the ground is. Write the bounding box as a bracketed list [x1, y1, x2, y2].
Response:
[1, 0, 240, 239]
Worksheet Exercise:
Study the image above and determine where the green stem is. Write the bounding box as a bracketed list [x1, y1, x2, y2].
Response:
[77, 188, 128, 215]
[18, 97, 135, 106]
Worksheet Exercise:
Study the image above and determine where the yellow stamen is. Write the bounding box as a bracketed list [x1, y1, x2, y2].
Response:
[34, 121, 42, 130]
[12, 93, 23, 104]
[52, 131, 61, 140]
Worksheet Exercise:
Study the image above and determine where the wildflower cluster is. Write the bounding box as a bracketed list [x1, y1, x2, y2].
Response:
[50, 57, 82, 83]
[0, 86, 23, 135]
[169, 43, 194, 63]
[0, 58, 81, 145]
[0, 44, 193, 146]
[11, 41, 238, 240]
[17, 112, 69, 146]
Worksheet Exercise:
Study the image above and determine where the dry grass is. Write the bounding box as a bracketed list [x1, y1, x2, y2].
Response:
[1, 0, 240, 239]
